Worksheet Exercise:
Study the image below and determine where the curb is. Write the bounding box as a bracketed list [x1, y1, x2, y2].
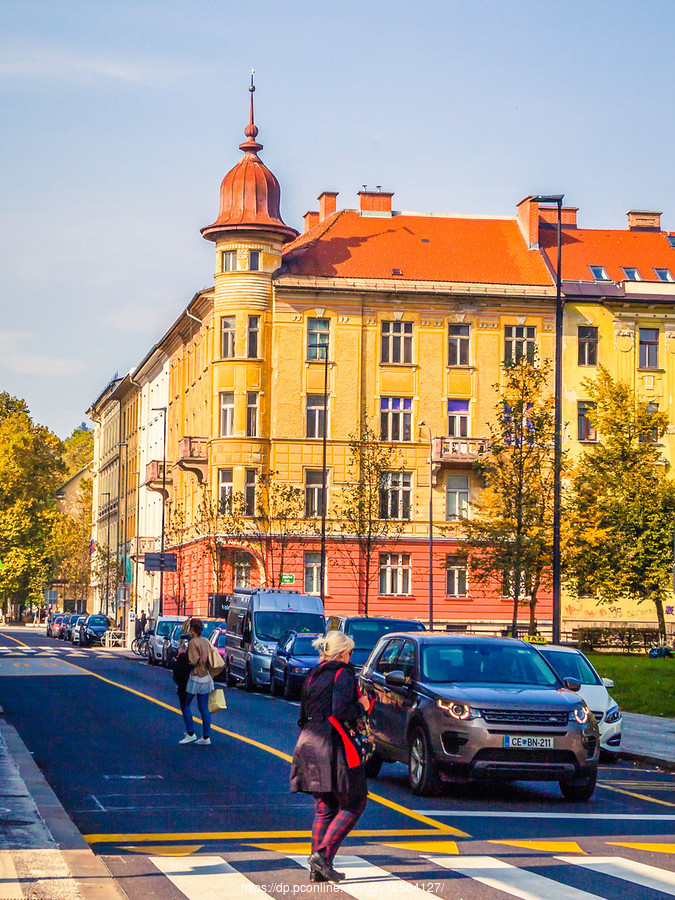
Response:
[617, 749, 675, 772]
[0, 705, 127, 900]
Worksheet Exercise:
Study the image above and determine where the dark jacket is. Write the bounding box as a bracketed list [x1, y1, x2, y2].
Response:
[290, 660, 366, 801]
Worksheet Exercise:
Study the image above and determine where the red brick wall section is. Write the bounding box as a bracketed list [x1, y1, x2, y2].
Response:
[318, 192, 338, 220]
[358, 191, 393, 213]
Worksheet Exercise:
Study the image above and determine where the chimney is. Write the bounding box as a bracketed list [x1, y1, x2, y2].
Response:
[627, 210, 662, 231]
[318, 191, 338, 221]
[538, 205, 578, 228]
[516, 196, 540, 248]
[303, 210, 320, 232]
[358, 188, 393, 216]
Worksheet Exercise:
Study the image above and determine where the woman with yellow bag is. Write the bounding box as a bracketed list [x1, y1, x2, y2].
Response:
[179, 618, 215, 746]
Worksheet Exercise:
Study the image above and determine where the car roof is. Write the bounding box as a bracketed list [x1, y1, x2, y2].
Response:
[377, 633, 529, 645]
[538, 645, 583, 655]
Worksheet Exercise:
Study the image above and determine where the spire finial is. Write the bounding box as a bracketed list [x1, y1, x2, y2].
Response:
[241, 68, 261, 151]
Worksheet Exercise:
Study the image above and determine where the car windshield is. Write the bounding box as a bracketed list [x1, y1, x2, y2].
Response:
[291, 636, 320, 656]
[89, 616, 108, 627]
[170, 626, 182, 640]
[254, 612, 325, 642]
[201, 621, 227, 639]
[420, 642, 560, 686]
[539, 649, 601, 685]
[156, 621, 179, 636]
[214, 631, 227, 648]
[349, 619, 424, 651]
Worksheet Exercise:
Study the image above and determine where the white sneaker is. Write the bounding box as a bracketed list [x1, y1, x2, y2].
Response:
[196, 737, 211, 745]
[179, 733, 197, 744]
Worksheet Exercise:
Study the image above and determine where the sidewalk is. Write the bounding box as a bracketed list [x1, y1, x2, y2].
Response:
[0, 705, 126, 900]
[620, 711, 675, 770]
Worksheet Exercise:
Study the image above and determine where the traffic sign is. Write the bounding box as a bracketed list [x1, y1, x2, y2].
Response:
[144, 553, 177, 572]
[280, 573, 295, 585]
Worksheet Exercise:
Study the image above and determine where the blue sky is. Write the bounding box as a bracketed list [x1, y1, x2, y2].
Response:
[2, 0, 675, 437]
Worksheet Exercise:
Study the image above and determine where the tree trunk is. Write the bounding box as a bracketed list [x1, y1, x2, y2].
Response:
[528, 594, 537, 636]
[363, 544, 370, 617]
[654, 597, 666, 641]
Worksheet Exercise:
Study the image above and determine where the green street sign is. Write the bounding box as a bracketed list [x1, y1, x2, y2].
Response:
[280, 573, 295, 585]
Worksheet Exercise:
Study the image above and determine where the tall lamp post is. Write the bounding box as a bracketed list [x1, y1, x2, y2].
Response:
[318, 342, 330, 607]
[418, 422, 434, 631]
[101, 491, 111, 615]
[531, 194, 564, 644]
[152, 407, 168, 617]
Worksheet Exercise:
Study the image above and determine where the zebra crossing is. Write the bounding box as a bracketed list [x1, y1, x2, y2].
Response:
[0, 645, 112, 658]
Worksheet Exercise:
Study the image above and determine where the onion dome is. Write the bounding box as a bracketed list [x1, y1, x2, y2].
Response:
[201, 77, 298, 243]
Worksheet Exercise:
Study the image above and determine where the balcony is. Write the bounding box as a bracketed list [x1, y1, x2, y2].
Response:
[144, 461, 172, 500]
[175, 436, 208, 483]
[432, 436, 489, 466]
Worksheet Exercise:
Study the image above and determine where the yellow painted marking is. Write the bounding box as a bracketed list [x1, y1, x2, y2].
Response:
[59, 660, 467, 836]
[489, 840, 585, 854]
[381, 840, 459, 854]
[0, 633, 29, 647]
[120, 845, 203, 856]
[248, 843, 312, 854]
[599, 783, 675, 808]
[84, 828, 451, 845]
[608, 842, 675, 854]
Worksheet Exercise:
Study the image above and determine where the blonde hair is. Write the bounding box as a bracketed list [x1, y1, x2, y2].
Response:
[313, 630, 355, 662]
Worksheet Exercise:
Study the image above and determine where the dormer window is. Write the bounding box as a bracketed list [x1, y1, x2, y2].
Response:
[622, 267, 642, 281]
[654, 268, 674, 282]
[667, 236, 675, 248]
[589, 265, 609, 281]
[249, 250, 260, 271]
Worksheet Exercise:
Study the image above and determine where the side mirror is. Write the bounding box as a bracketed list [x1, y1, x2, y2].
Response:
[385, 670, 408, 688]
[601, 677, 615, 689]
[563, 676, 581, 692]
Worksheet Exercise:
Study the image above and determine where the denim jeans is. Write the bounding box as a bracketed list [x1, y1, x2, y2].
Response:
[181, 691, 211, 738]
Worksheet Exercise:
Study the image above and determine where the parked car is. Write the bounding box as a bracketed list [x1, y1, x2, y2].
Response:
[46, 613, 61, 637]
[326, 615, 426, 671]
[71, 616, 86, 644]
[359, 633, 599, 800]
[162, 624, 189, 669]
[535, 643, 622, 758]
[199, 618, 228, 642]
[269, 631, 321, 700]
[79, 614, 113, 647]
[56, 615, 72, 639]
[64, 613, 82, 642]
[148, 616, 188, 665]
[209, 627, 228, 661]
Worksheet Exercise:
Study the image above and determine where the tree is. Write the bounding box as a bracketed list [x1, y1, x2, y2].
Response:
[50, 477, 93, 613]
[193, 486, 247, 597]
[165, 499, 192, 615]
[334, 418, 405, 616]
[247, 472, 306, 588]
[563, 368, 675, 639]
[91, 543, 125, 617]
[463, 358, 556, 636]
[62, 423, 94, 479]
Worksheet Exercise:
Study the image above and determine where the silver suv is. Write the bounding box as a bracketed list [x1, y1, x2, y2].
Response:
[359, 634, 599, 800]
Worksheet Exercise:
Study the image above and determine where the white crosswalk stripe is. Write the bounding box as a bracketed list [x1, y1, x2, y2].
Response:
[149, 855, 267, 898]
[558, 855, 675, 896]
[291, 853, 432, 899]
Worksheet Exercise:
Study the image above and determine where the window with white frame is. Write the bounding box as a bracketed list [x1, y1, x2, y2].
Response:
[219, 392, 234, 436]
[578, 325, 598, 366]
[305, 470, 326, 518]
[380, 397, 412, 441]
[221, 250, 237, 272]
[446, 473, 470, 520]
[502, 570, 530, 600]
[448, 399, 469, 437]
[448, 323, 470, 366]
[379, 552, 411, 595]
[621, 267, 642, 281]
[247, 315, 260, 358]
[655, 268, 674, 282]
[589, 265, 609, 281]
[504, 325, 536, 364]
[379, 471, 412, 520]
[381, 320, 412, 364]
[308, 317, 330, 360]
[577, 401, 597, 442]
[304, 551, 322, 594]
[446, 555, 468, 597]
[306, 394, 327, 439]
[234, 552, 252, 588]
[221, 316, 235, 358]
[639, 328, 659, 369]
[246, 392, 258, 437]
[244, 468, 257, 516]
[218, 468, 233, 513]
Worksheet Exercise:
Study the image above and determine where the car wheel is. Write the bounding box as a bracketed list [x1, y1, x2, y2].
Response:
[599, 749, 619, 764]
[225, 660, 237, 688]
[270, 668, 283, 697]
[283, 673, 295, 701]
[364, 751, 383, 779]
[408, 727, 441, 796]
[244, 664, 255, 692]
[559, 770, 597, 802]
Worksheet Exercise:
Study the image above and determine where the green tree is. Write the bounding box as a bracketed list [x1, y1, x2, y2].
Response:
[463, 358, 556, 636]
[563, 368, 675, 639]
[247, 472, 306, 588]
[62, 423, 94, 479]
[50, 477, 93, 613]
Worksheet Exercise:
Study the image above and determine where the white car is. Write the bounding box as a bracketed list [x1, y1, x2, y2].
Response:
[537, 644, 622, 757]
[148, 616, 188, 666]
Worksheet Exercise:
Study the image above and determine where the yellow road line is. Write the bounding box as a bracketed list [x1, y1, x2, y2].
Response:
[488, 839, 585, 854]
[599, 783, 675, 808]
[84, 828, 450, 845]
[0, 633, 29, 647]
[59, 661, 466, 835]
[608, 842, 675, 854]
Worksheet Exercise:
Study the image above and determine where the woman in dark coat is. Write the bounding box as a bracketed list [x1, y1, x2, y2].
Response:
[290, 631, 370, 883]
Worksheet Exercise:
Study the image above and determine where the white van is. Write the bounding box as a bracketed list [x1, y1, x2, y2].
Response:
[147, 615, 188, 666]
[225, 589, 325, 691]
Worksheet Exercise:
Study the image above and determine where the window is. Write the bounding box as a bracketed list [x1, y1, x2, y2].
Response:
[306, 393, 327, 439]
[502, 570, 530, 600]
[622, 267, 642, 281]
[379, 553, 411, 596]
[246, 392, 258, 437]
[380, 397, 412, 441]
[221, 250, 236, 272]
[589, 265, 609, 281]
[375, 639, 404, 675]
[221, 316, 235, 358]
[249, 250, 260, 271]
[641, 402, 660, 444]
[247, 315, 260, 358]
[305, 470, 326, 518]
[234, 552, 252, 588]
[446, 473, 470, 520]
[448, 323, 470, 366]
[381, 320, 412, 364]
[446, 555, 468, 597]
[639, 328, 659, 368]
[219, 392, 234, 436]
[308, 317, 329, 361]
[398, 640, 416, 679]
[218, 468, 233, 513]
[654, 268, 674, 282]
[577, 401, 597, 442]
[448, 399, 469, 437]
[244, 468, 257, 516]
[504, 325, 536, 363]
[578, 325, 598, 366]
[304, 551, 322, 595]
[668, 236, 675, 248]
[379, 471, 412, 520]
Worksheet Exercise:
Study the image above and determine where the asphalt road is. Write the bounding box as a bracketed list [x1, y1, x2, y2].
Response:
[1, 626, 674, 900]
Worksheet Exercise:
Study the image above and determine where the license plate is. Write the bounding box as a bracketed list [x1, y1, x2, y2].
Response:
[503, 735, 554, 749]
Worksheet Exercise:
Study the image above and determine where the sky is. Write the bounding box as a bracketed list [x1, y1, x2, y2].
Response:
[3, 0, 675, 438]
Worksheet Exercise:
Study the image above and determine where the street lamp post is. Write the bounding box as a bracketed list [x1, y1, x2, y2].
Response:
[531, 194, 564, 644]
[152, 407, 168, 617]
[101, 491, 111, 615]
[318, 342, 330, 607]
[418, 421, 434, 631]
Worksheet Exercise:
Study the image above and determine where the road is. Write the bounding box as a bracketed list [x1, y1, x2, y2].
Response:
[1, 625, 674, 899]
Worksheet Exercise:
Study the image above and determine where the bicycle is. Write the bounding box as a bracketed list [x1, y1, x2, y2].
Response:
[131, 632, 151, 657]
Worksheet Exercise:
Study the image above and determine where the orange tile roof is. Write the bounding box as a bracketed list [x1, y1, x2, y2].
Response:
[540, 227, 675, 283]
[281, 210, 553, 286]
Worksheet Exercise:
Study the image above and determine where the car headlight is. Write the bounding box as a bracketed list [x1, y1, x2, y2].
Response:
[289, 665, 309, 674]
[253, 641, 273, 656]
[437, 699, 476, 720]
[605, 704, 622, 724]
[572, 704, 590, 725]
